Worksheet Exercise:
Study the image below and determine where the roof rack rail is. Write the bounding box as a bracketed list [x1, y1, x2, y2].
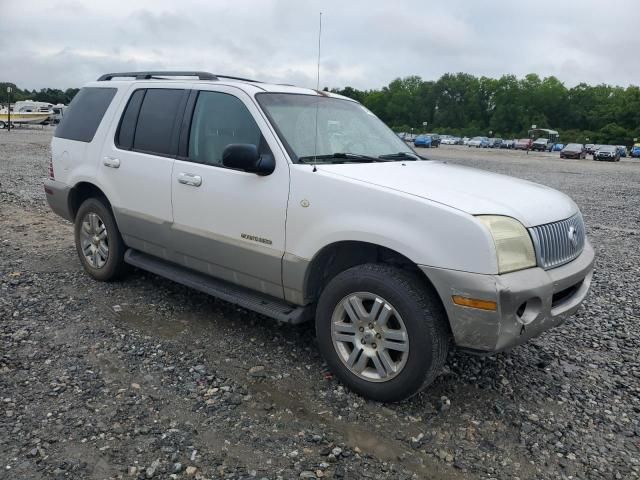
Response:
[213, 74, 262, 83]
[96, 71, 262, 83]
[97, 71, 218, 81]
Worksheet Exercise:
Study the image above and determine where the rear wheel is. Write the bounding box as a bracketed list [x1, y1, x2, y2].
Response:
[316, 264, 449, 402]
[0, 121, 5, 129]
[74, 198, 127, 281]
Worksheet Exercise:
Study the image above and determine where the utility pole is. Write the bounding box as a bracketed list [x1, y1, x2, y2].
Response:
[6, 86, 11, 132]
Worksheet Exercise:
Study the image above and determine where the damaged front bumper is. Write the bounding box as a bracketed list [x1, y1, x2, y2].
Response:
[420, 241, 595, 353]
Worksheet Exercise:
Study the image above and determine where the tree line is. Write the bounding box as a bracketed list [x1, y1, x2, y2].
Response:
[2, 73, 639, 145]
[0, 83, 79, 107]
[330, 73, 640, 146]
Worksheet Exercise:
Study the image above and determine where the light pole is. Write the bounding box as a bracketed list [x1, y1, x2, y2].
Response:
[6, 86, 11, 132]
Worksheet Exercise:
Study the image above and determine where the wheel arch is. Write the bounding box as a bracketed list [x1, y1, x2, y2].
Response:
[68, 181, 112, 220]
[300, 240, 444, 310]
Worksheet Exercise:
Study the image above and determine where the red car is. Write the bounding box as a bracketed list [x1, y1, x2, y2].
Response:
[514, 138, 532, 150]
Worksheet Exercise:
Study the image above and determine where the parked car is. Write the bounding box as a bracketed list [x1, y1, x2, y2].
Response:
[531, 138, 554, 152]
[462, 137, 470, 145]
[616, 146, 627, 158]
[514, 138, 532, 150]
[631, 143, 640, 158]
[44, 70, 595, 402]
[560, 143, 586, 159]
[488, 138, 503, 148]
[501, 139, 515, 149]
[413, 135, 432, 148]
[425, 133, 440, 147]
[468, 136, 489, 148]
[585, 144, 596, 154]
[398, 132, 417, 142]
[552, 143, 564, 152]
[594, 145, 620, 162]
[441, 136, 461, 145]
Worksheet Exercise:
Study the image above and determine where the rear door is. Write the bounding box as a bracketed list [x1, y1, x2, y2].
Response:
[169, 86, 290, 299]
[99, 85, 189, 259]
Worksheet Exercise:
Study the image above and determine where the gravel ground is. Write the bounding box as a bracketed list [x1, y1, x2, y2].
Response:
[1, 127, 638, 480]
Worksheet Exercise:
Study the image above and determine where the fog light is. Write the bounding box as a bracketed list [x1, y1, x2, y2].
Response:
[452, 295, 497, 311]
[515, 298, 542, 325]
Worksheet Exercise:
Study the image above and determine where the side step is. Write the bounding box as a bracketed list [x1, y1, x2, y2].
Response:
[124, 249, 312, 324]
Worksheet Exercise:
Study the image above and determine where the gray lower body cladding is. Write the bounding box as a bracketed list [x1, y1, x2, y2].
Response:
[113, 207, 308, 304]
[44, 178, 73, 221]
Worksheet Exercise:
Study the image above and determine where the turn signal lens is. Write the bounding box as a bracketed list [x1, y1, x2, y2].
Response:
[452, 295, 497, 311]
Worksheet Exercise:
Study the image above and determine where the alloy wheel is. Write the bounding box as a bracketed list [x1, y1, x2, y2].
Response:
[331, 292, 409, 382]
[79, 212, 109, 268]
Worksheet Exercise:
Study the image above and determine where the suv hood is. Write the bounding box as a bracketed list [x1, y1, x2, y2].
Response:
[320, 161, 577, 227]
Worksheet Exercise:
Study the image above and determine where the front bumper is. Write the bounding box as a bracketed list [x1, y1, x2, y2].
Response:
[420, 241, 595, 353]
[44, 178, 74, 221]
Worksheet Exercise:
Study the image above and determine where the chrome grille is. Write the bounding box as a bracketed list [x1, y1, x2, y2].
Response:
[529, 213, 585, 269]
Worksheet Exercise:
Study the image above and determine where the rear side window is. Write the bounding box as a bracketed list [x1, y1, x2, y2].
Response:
[188, 91, 262, 166]
[116, 89, 145, 150]
[132, 89, 185, 156]
[54, 87, 116, 142]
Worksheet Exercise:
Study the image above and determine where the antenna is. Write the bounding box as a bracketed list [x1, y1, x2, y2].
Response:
[312, 12, 322, 171]
[316, 12, 322, 91]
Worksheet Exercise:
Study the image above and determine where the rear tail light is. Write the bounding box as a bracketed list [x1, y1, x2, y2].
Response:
[48, 154, 55, 180]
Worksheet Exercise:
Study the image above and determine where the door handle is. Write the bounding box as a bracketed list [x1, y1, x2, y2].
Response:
[103, 156, 120, 168]
[177, 172, 202, 187]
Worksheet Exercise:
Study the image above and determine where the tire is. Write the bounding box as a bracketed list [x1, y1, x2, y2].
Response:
[315, 263, 449, 402]
[0, 121, 5, 129]
[74, 197, 127, 281]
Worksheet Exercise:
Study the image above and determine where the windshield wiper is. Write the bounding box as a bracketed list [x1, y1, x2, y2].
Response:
[298, 153, 385, 164]
[377, 152, 421, 160]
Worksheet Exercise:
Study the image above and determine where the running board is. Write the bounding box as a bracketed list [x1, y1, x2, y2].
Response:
[124, 249, 311, 324]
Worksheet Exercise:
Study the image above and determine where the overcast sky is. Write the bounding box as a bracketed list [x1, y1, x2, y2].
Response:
[1, 0, 639, 91]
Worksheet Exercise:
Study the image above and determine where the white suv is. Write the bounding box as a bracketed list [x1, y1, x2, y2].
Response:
[45, 71, 595, 402]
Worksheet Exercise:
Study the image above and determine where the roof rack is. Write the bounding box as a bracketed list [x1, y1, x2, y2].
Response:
[96, 71, 261, 83]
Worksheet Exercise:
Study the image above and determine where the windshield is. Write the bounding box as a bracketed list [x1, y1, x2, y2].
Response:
[256, 93, 415, 163]
[565, 143, 582, 149]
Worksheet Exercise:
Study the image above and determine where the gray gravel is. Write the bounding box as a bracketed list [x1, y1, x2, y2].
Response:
[1, 128, 639, 479]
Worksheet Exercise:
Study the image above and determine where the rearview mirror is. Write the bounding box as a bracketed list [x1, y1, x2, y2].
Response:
[222, 144, 274, 176]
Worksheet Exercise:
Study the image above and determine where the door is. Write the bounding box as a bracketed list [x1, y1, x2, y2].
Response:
[170, 87, 290, 299]
[99, 86, 189, 259]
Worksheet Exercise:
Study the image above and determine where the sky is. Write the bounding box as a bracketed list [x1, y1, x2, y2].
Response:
[1, 0, 639, 91]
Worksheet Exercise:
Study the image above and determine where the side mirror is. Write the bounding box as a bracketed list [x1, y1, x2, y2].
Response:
[222, 144, 275, 176]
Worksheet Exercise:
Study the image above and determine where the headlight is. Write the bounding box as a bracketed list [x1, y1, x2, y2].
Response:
[477, 216, 536, 273]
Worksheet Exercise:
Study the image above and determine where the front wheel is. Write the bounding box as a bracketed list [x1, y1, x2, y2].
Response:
[74, 198, 128, 281]
[316, 264, 449, 402]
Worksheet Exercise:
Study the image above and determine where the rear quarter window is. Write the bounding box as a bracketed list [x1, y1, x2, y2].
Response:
[54, 87, 117, 142]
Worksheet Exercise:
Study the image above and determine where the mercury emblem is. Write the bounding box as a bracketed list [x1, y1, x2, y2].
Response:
[567, 225, 578, 247]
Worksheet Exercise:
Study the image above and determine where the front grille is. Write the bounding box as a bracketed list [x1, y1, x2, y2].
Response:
[529, 213, 585, 269]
